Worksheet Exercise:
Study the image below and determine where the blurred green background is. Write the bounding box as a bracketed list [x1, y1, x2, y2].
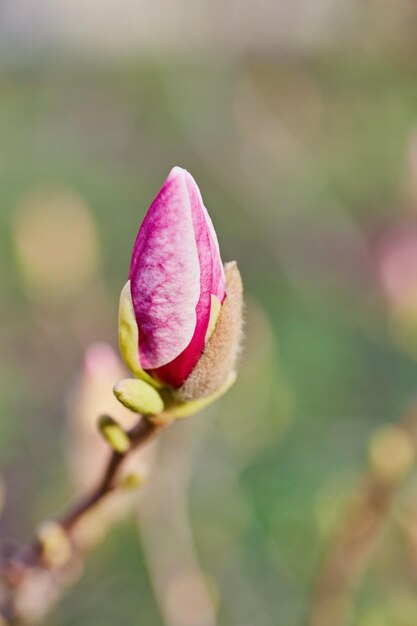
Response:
[2, 2, 417, 625]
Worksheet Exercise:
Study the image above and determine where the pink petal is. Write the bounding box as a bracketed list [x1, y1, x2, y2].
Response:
[130, 168, 200, 370]
[130, 167, 226, 387]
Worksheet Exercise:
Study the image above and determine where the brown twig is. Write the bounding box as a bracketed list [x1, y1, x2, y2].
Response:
[309, 401, 417, 626]
[0, 414, 168, 625]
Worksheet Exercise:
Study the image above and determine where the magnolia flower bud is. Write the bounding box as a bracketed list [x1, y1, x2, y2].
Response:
[118, 167, 243, 406]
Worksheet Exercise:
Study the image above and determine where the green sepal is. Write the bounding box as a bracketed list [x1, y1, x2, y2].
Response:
[113, 378, 165, 415]
[170, 371, 237, 419]
[118, 281, 162, 388]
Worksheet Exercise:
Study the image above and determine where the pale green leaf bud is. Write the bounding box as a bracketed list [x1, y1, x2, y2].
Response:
[98, 415, 130, 453]
[113, 378, 165, 415]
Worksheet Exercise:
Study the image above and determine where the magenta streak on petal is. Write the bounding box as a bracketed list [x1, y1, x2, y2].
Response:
[152, 169, 226, 388]
[129, 169, 201, 370]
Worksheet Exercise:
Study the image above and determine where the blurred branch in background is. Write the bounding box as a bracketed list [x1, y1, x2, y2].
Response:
[137, 419, 217, 626]
[309, 401, 417, 626]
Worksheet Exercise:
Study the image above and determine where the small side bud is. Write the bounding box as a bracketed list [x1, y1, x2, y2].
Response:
[37, 521, 72, 568]
[369, 425, 415, 481]
[98, 415, 130, 453]
[120, 472, 144, 490]
[113, 378, 165, 415]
